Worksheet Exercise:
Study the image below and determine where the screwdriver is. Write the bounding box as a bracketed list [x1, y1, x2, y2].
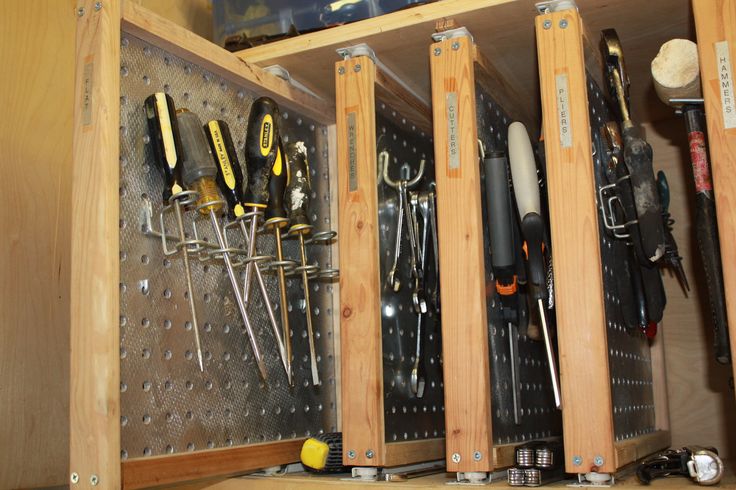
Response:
[144, 92, 204, 372]
[508, 121, 562, 410]
[285, 141, 321, 386]
[263, 136, 294, 385]
[203, 118, 291, 384]
[176, 108, 267, 381]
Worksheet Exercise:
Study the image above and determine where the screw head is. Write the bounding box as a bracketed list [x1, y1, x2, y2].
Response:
[594, 456, 605, 466]
[94, 1, 102, 10]
[452, 452, 461, 463]
[354, 64, 361, 73]
[452, 41, 460, 51]
[76, 7, 85, 16]
[573, 456, 582, 466]
[70, 472, 79, 484]
[434, 47, 442, 56]
[90, 475, 99, 486]
[559, 19, 568, 28]
[365, 449, 374, 459]
[543, 19, 552, 29]
[338, 66, 345, 75]
[473, 451, 482, 461]
[347, 450, 356, 459]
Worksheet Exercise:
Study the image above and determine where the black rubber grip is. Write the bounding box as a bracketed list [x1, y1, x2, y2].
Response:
[144, 93, 185, 202]
[622, 127, 666, 262]
[285, 142, 311, 231]
[265, 137, 288, 225]
[243, 97, 280, 207]
[520, 212, 546, 301]
[640, 261, 666, 324]
[485, 152, 515, 276]
[204, 120, 245, 219]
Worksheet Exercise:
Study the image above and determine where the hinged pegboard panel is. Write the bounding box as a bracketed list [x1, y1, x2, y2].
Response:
[475, 83, 563, 446]
[118, 34, 338, 460]
[586, 74, 656, 441]
[376, 106, 445, 444]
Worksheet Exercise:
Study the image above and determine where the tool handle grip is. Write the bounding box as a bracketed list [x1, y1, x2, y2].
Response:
[144, 92, 185, 202]
[521, 213, 546, 300]
[265, 138, 288, 225]
[484, 152, 515, 273]
[244, 97, 280, 207]
[623, 129, 666, 262]
[285, 142, 311, 231]
[205, 120, 246, 219]
[508, 122, 541, 218]
[178, 110, 217, 187]
[696, 194, 732, 363]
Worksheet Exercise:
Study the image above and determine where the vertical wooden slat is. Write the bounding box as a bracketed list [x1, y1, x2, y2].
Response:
[535, 9, 615, 473]
[430, 36, 493, 473]
[71, 0, 121, 488]
[692, 0, 736, 390]
[336, 55, 385, 466]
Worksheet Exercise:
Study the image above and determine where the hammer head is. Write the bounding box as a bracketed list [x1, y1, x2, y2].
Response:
[602, 28, 631, 122]
[651, 38, 702, 107]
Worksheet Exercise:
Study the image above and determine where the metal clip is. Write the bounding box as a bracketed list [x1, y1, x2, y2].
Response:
[597, 180, 635, 239]
[431, 26, 474, 43]
[263, 64, 321, 99]
[535, 0, 578, 14]
[336, 43, 377, 64]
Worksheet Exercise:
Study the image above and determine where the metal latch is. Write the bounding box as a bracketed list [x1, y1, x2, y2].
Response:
[431, 26, 474, 43]
[535, 0, 578, 14]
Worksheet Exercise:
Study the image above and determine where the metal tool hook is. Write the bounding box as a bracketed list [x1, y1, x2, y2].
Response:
[383, 156, 425, 189]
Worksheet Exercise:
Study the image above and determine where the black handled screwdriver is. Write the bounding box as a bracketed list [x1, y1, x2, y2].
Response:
[203, 118, 290, 383]
[144, 92, 204, 372]
[176, 109, 267, 381]
[508, 121, 562, 410]
[285, 142, 321, 386]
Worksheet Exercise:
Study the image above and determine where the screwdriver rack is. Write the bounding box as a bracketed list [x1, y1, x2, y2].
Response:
[429, 31, 562, 480]
[336, 50, 446, 470]
[535, 5, 670, 477]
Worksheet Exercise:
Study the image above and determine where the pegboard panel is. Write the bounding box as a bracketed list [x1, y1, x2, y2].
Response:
[118, 34, 338, 460]
[376, 104, 446, 443]
[586, 75, 656, 441]
[475, 83, 563, 445]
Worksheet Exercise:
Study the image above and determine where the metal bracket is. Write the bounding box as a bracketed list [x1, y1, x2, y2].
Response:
[263, 64, 321, 99]
[431, 26, 474, 43]
[535, 0, 578, 14]
[336, 43, 377, 65]
[597, 181, 635, 239]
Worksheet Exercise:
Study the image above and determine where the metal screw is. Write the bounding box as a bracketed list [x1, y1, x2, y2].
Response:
[347, 450, 356, 459]
[90, 475, 99, 486]
[559, 19, 568, 29]
[452, 453, 461, 463]
[594, 456, 605, 466]
[366, 449, 374, 459]
[473, 451, 482, 461]
[70, 472, 79, 484]
[76, 7, 85, 16]
[452, 41, 460, 51]
[354, 64, 361, 73]
[573, 456, 582, 466]
[434, 47, 442, 56]
[338, 66, 345, 75]
[94, 1, 102, 10]
[543, 19, 552, 29]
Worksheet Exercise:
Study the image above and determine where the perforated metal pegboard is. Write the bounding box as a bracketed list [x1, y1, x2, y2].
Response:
[375, 105, 446, 443]
[586, 75, 656, 441]
[118, 34, 337, 459]
[476, 83, 563, 445]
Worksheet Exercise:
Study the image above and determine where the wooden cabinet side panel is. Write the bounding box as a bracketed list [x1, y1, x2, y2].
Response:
[429, 36, 493, 473]
[535, 10, 615, 473]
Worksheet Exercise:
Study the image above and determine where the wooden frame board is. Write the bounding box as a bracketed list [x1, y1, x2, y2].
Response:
[692, 0, 736, 392]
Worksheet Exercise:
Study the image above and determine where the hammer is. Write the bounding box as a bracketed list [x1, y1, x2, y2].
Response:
[651, 39, 731, 364]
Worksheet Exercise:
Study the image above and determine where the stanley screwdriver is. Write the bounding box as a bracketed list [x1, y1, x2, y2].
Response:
[203, 118, 291, 384]
[286, 142, 321, 386]
[508, 121, 562, 410]
[176, 108, 268, 381]
[144, 92, 204, 372]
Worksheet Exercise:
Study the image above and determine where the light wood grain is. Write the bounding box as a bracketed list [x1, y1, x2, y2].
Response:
[236, 0, 693, 125]
[121, 2, 334, 126]
[71, 0, 121, 488]
[122, 439, 304, 489]
[134, 0, 212, 40]
[536, 9, 615, 474]
[430, 35, 493, 473]
[336, 55, 385, 466]
[693, 0, 736, 403]
[375, 66, 433, 135]
[614, 430, 671, 469]
[384, 439, 445, 467]
[0, 1, 74, 488]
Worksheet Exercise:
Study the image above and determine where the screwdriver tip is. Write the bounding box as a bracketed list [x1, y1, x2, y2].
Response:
[197, 350, 204, 372]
